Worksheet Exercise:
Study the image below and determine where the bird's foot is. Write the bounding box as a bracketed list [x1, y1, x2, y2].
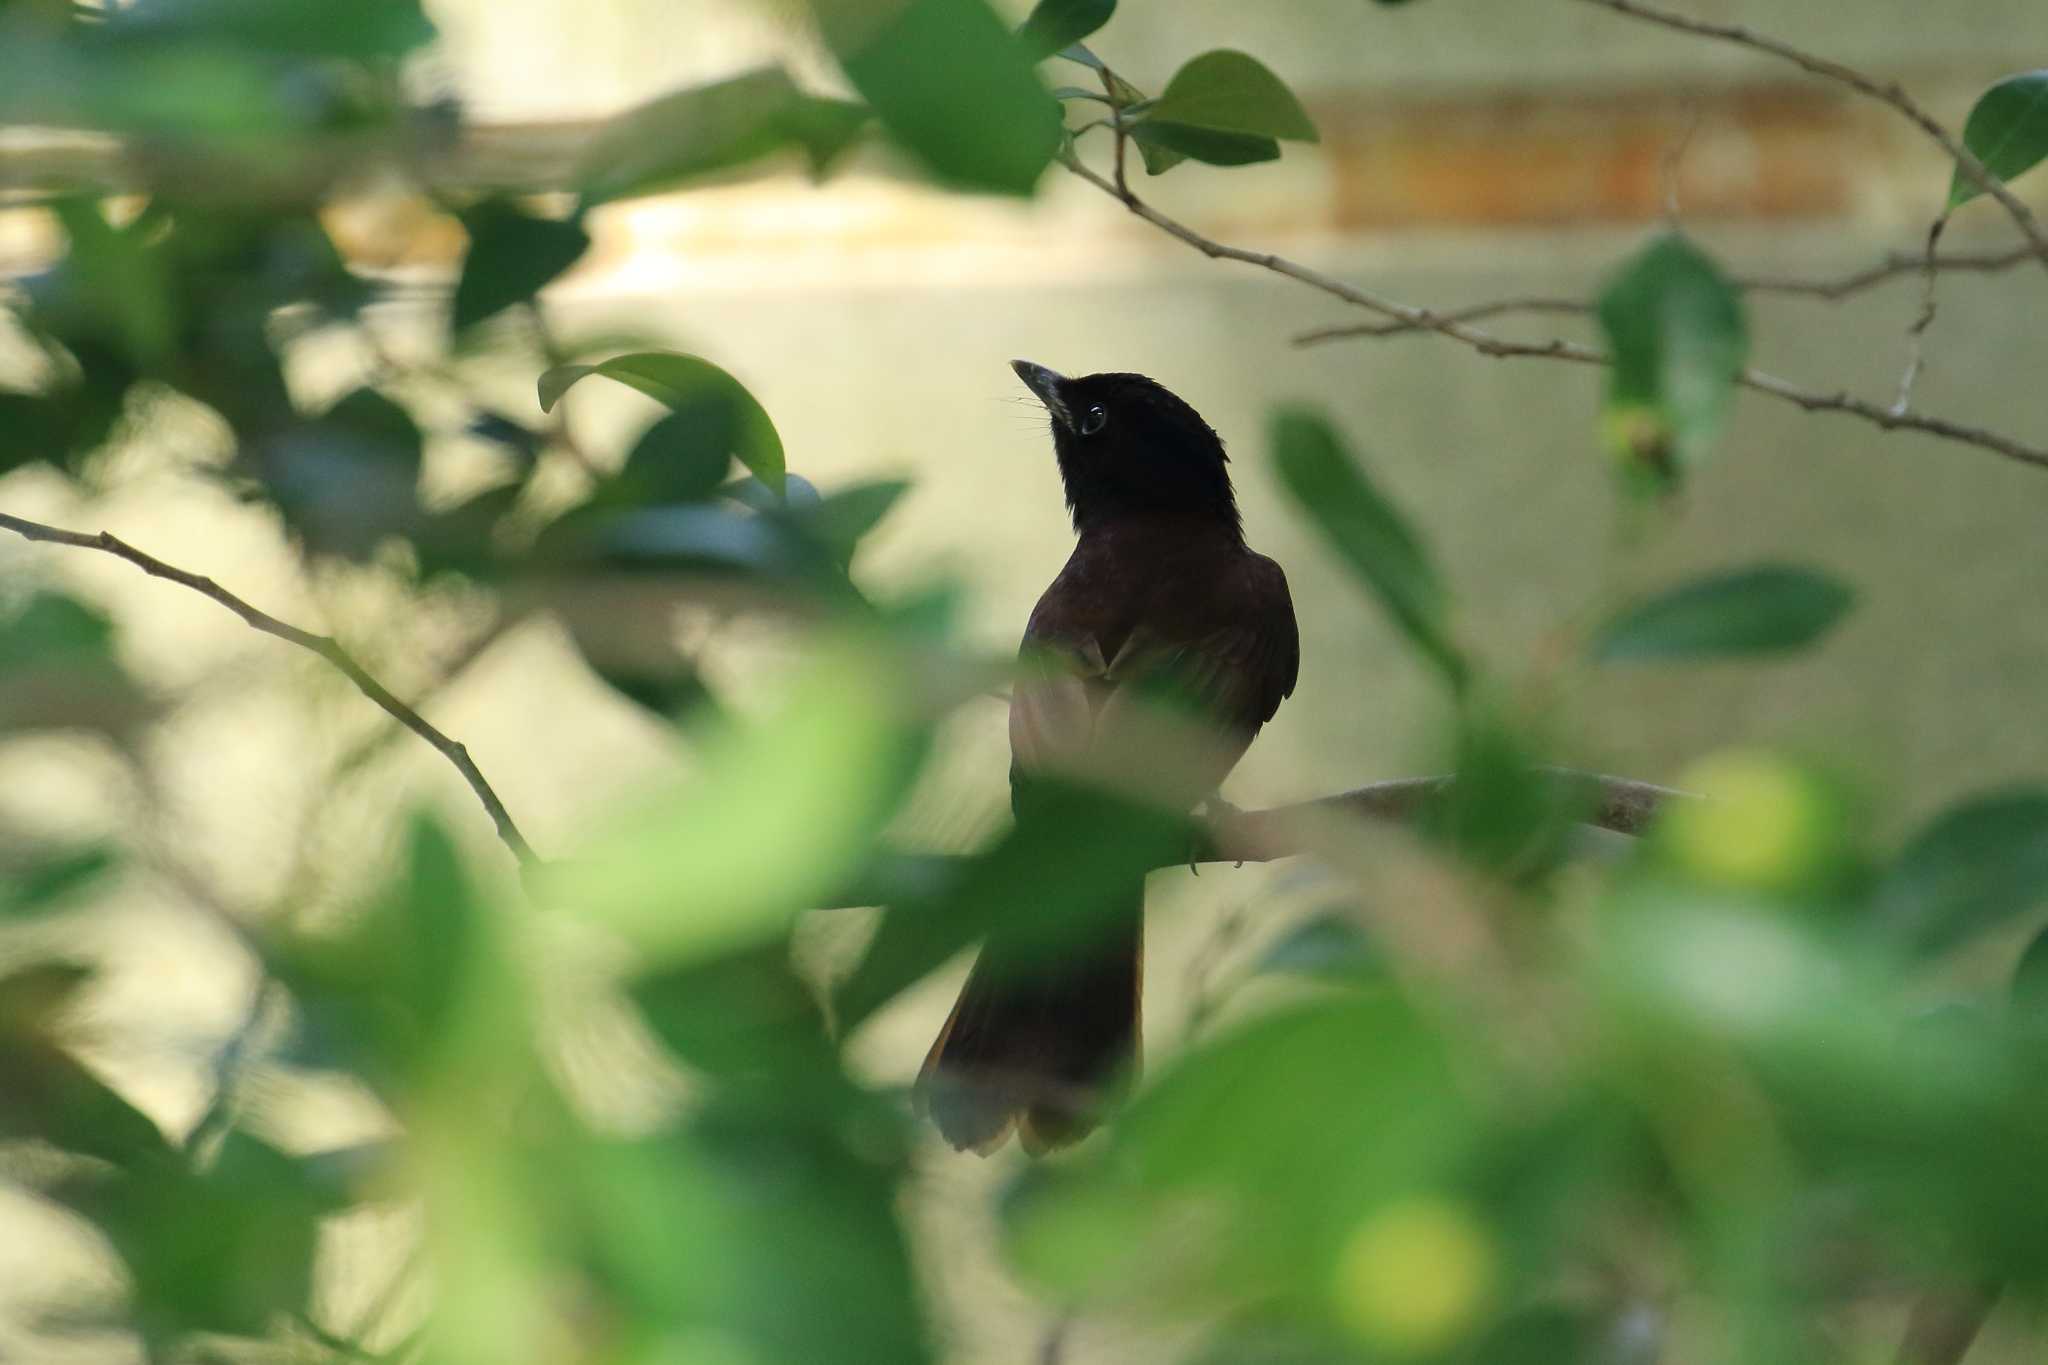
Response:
[1191, 795, 1248, 873]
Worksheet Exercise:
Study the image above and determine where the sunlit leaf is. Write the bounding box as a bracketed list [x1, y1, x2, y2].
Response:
[809, 0, 1061, 195]
[1593, 565, 1853, 663]
[1017, 0, 1113, 60]
[540, 642, 917, 969]
[1876, 789, 2048, 957]
[1270, 408, 1466, 690]
[452, 200, 590, 332]
[1949, 71, 2048, 209]
[538, 351, 785, 495]
[576, 67, 868, 205]
[1596, 232, 1748, 488]
[1142, 50, 1317, 142]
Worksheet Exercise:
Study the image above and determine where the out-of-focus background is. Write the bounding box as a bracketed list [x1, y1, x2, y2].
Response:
[3, 2, 2046, 1361]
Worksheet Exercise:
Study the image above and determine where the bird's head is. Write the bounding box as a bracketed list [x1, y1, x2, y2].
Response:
[1010, 360, 1240, 537]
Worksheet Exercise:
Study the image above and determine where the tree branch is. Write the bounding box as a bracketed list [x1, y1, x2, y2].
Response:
[1058, 152, 2048, 470]
[1566, 0, 2048, 273]
[1293, 245, 2044, 345]
[0, 510, 538, 869]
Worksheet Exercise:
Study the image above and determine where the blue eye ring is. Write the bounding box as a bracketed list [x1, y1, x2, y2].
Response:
[1081, 404, 1108, 435]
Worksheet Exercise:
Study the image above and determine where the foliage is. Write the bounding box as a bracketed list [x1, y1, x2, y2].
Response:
[0, 3, 2045, 1365]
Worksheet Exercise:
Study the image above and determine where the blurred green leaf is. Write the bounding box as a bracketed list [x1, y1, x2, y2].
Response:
[452, 200, 590, 332]
[809, 0, 1061, 195]
[1142, 49, 1317, 142]
[1271, 408, 1467, 690]
[576, 67, 868, 206]
[59, 1131, 340, 1343]
[0, 591, 152, 737]
[1876, 789, 2048, 958]
[0, 961, 171, 1166]
[1017, 0, 1113, 60]
[1949, 71, 2048, 209]
[1593, 565, 1853, 663]
[836, 781, 1185, 1030]
[1596, 233, 1748, 488]
[102, 0, 436, 62]
[540, 642, 917, 969]
[0, 843, 116, 919]
[271, 816, 491, 1097]
[1425, 704, 1588, 883]
[40, 198, 176, 369]
[538, 351, 785, 496]
[1130, 120, 1280, 174]
[1057, 40, 1107, 70]
[1008, 995, 1479, 1310]
[261, 386, 426, 560]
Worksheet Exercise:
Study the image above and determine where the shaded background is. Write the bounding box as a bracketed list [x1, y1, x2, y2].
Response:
[2, 1, 2045, 1360]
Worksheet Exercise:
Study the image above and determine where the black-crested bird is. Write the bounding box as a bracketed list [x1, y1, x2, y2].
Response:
[916, 361, 1299, 1154]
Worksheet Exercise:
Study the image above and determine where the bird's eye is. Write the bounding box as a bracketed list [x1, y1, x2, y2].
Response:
[1081, 404, 1108, 435]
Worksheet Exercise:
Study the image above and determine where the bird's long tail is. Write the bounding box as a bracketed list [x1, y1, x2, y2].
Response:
[916, 885, 1143, 1155]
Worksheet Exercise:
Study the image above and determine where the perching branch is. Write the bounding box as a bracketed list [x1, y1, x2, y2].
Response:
[0, 510, 538, 869]
[1058, 150, 2048, 471]
[1565, 0, 2048, 274]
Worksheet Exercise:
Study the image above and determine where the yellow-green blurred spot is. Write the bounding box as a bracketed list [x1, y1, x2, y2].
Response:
[1602, 402, 1672, 472]
[1662, 748, 1840, 895]
[1330, 1196, 1496, 1353]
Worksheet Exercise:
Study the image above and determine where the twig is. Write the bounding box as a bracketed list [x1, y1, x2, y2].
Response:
[1567, 0, 2048, 274]
[0, 511, 538, 868]
[1891, 218, 1947, 416]
[1061, 151, 2048, 470]
[1296, 245, 2043, 345]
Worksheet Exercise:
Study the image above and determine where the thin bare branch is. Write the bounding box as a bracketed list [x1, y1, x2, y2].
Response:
[1295, 245, 2043, 345]
[1568, 0, 2048, 273]
[1062, 151, 2048, 469]
[0, 510, 538, 868]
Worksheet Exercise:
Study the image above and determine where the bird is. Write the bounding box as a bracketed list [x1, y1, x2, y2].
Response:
[916, 360, 1299, 1155]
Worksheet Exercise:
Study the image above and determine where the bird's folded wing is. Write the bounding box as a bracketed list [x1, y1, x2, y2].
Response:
[1009, 621, 1295, 811]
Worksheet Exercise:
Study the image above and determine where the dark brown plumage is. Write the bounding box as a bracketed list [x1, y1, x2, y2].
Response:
[917, 362, 1299, 1155]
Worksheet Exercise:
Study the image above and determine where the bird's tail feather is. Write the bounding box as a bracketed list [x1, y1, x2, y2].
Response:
[916, 887, 1143, 1154]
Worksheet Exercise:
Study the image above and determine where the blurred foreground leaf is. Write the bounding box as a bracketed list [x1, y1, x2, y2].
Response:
[452, 200, 590, 332]
[1271, 408, 1466, 689]
[1596, 233, 1748, 490]
[577, 67, 869, 205]
[1017, 0, 1114, 61]
[541, 641, 917, 968]
[809, 0, 1061, 194]
[1594, 565, 1853, 663]
[1876, 788, 2048, 958]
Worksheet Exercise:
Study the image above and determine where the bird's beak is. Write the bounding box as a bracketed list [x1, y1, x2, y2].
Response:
[1010, 359, 1074, 433]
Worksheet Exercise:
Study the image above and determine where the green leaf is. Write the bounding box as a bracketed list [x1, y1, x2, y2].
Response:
[452, 200, 590, 332]
[1876, 789, 2048, 958]
[538, 352, 785, 495]
[0, 591, 152, 737]
[1270, 408, 1466, 690]
[809, 0, 1062, 195]
[538, 642, 917, 969]
[1595, 233, 1748, 487]
[0, 844, 116, 919]
[1593, 564, 1853, 663]
[1057, 41, 1106, 70]
[1017, 0, 1113, 60]
[1949, 70, 2048, 209]
[1130, 120, 1280, 175]
[1142, 50, 1317, 143]
[576, 67, 869, 206]
[262, 387, 426, 560]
